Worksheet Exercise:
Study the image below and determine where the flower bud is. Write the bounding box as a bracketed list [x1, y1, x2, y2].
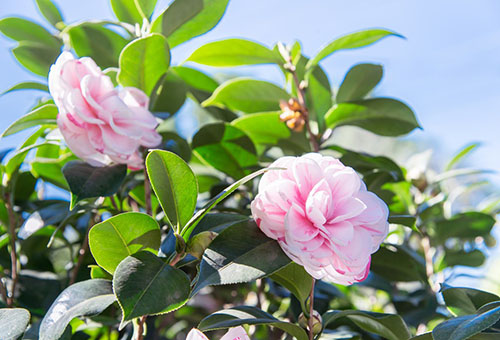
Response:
[298, 310, 322, 335]
[186, 231, 218, 259]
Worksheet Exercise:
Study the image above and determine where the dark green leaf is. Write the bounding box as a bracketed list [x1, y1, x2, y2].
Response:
[202, 78, 289, 113]
[39, 279, 115, 340]
[146, 150, 198, 231]
[12, 41, 61, 76]
[322, 310, 411, 340]
[118, 34, 171, 96]
[0, 308, 30, 340]
[157, 0, 203, 37]
[325, 98, 420, 136]
[157, 131, 191, 162]
[113, 251, 190, 322]
[370, 244, 427, 282]
[151, 70, 187, 114]
[18, 201, 69, 239]
[430, 212, 496, 244]
[198, 305, 308, 340]
[438, 249, 486, 271]
[270, 262, 312, 310]
[0, 17, 60, 46]
[152, 0, 229, 48]
[442, 286, 500, 316]
[62, 161, 127, 209]
[1, 81, 48, 96]
[88, 212, 161, 274]
[35, 0, 64, 28]
[187, 38, 280, 66]
[336, 63, 383, 103]
[192, 220, 291, 295]
[191, 122, 258, 179]
[1, 104, 57, 137]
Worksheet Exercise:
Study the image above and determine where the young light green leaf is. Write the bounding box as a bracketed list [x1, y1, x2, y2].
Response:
[113, 251, 191, 323]
[445, 143, 481, 171]
[173, 66, 219, 92]
[0, 17, 60, 47]
[336, 63, 383, 103]
[152, 0, 229, 48]
[1, 81, 48, 96]
[110, 0, 144, 24]
[198, 306, 308, 340]
[118, 34, 171, 96]
[88, 212, 161, 274]
[156, 0, 203, 38]
[325, 98, 420, 136]
[39, 279, 115, 340]
[12, 41, 61, 76]
[0, 308, 30, 340]
[306, 29, 402, 70]
[146, 150, 198, 232]
[191, 220, 291, 295]
[187, 38, 280, 66]
[1, 104, 57, 137]
[202, 78, 289, 113]
[35, 0, 64, 28]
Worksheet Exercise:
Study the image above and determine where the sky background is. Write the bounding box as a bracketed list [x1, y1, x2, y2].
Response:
[1, 0, 500, 287]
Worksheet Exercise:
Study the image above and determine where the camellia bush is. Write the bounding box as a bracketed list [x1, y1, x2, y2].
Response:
[0, 1, 499, 339]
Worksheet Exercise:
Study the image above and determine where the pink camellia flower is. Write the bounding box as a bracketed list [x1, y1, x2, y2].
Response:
[48, 51, 161, 169]
[251, 153, 389, 285]
[187, 326, 249, 340]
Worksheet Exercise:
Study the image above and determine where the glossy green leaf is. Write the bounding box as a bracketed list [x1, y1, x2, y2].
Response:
[30, 144, 75, 190]
[432, 306, 500, 340]
[270, 262, 313, 310]
[39, 279, 115, 340]
[431, 212, 496, 244]
[306, 29, 402, 70]
[12, 41, 61, 76]
[306, 63, 332, 131]
[118, 34, 171, 96]
[146, 150, 198, 231]
[192, 220, 291, 295]
[187, 38, 280, 66]
[1, 81, 48, 96]
[113, 251, 191, 322]
[336, 63, 383, 103]
[442, 286, 500, 316]
[0, 308, 30, 340]
[67, 23, 129, 69]
[199, 306, 308, 340]
[322, 310, 411, 340]
[231, 111, 290, 149]
[35, 0, 64, 27]
[202, 78, 289, 113]
[151, 70, 187, 114]
[191, 122, 258, 179]
[157, 131, 191, 162]
[156, 0, 203, 38]
[445, 142, 481, 171]
[173, 66, 218, 92]
[1, 104, 57, 137]
[62, 161, 127, 209]
[370, 244, 427, 282]
[0, 17, 60, 46]
[110, 0, 144, 23]
[325, 98, 420, 136]
[437, 249, 486, 271]
[152, 0, 229, 48]
[88, 212, 161, 274]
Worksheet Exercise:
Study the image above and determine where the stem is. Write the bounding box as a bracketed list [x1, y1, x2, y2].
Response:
[421, 236, 438, 293]
[110, 195, 120, 212]
[69, 215, 94, 285]
[169, 252, 183, 267]
[4, 192, 19, 307]
[308, 279, 316, 340]
[136, 315, 147, 340]
[144, 168, 152, 216]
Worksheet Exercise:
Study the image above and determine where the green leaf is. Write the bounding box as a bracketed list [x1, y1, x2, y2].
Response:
[370, 244, 427, 282]
[0, 308, 30, 340]
[110, 0, 144, 24]
[88, 212, 161, 274]
[62, 161, 127, 209]
[445, 143, 481, 171]
[30, 144, 75, 190]
[12, 41, 61, 76]
[0, 17, 60, 46]
[182, 167, 278, 239]
[136, 0, 158, 19]
[118, 34, 171, 96]
[1, 104, 57, 137]
[430, 212, 496, 244]
[199, 306, 308, 340]
[1, 81, 48, 96]
[151, 70, 187, 115]
[67, 23, 129, 69]
[192, 220, 291, 295]
[432, 306, 500, 340]
[442, 286, 500, 316]
[35, 0, 64, 28]
[187, 38, 280, 66]
[156, 0, 203, 38]
[6, 140, 58, 175]
[322, 310, 411, 340]
[146, 150, 198, 232]
[306, 29, 402, 70]
[336, 63, 383, 103]
[231, 111, 290, 151]
[39, 279, 115, 340]
[152, 0, 229, 48]
[157, 131, 191, 162]
[113, 251, 191, 323]
[202, 78, 289, 113]
[191, 122, 258, 179]
[306, 63, 332, 131]
[437, 249, 486, 271]
[173, 66, 218, 93]
[325, 98, 420, 136]
[270, 262, 312, 311]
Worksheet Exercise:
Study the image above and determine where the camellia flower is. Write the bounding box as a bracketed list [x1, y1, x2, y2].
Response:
[251, 153, 389, 285]
[48, 51, 161, 169]
[187, 326, 250, 340]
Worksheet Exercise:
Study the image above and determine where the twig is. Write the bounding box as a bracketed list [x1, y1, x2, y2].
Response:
[308, 279, 316, 340]
[421, 236, 439, 293]
[69, 216, 94, 285]
[136, 315, 147, 340]
[144, 168, 152, 216]
[4, 192, 19, 307]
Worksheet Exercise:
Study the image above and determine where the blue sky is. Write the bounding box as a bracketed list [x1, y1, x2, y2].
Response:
[1, 0, 500, 178]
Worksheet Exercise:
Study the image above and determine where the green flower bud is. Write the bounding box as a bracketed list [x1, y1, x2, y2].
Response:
[186, 231, 218, 259]
[298, 310, 322, 335]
